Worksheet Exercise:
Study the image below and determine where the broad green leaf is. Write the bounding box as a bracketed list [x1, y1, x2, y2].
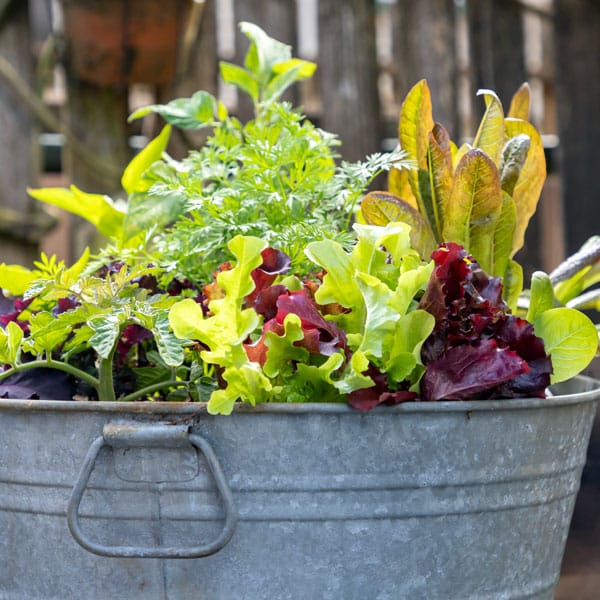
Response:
[503, 259, 523, 313]
[216, 235, 267, 303]
[504, 118, 546, 256]
[121, 125, 171, 194]
[473, 89, 505, 165]
[359, 192, 436, 259]
[507, 82, 530, 120]
[0, 264, 36, 296]
[355, 272, 396, 358]
[220, 363, 273, 408]
[28, 185, 125, 239]
[526, 271, 555, 322]
[88, 313, 122, 360]
[491, 192, 517, 277]
[169, 298, 209, 342]
[389, 262, 434, 316]
[264, 59, 317, 103]
[219, 62, 259, 101]
[399, 80, 435, 213]
[240, 22, 292, 87]
[207, 387, 239, 415]
[427, 123, 454, 239]
[263, 313, 309, 378]
[534, 307, 598, 383]
[443, 149, 503, 273]
[385, 310, 434, 383]
[26, 311, 73, 354]
[499, 134, 530, 196]
[128, 92, 217, 128]
[291, 353, 345, 403]
[0, 321, 23, 365]
[123, 190, 187, 241]
[388, 165, 417, 208]
[334, 350, 375, 395]
[305, 240, 364, 320]
[152, 313, 184, 368]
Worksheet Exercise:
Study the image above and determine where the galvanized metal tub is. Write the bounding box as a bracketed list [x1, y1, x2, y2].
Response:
[0, 375, 598, 600]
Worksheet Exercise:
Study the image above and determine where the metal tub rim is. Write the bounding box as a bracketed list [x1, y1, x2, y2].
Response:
[0, 374, 597, 415]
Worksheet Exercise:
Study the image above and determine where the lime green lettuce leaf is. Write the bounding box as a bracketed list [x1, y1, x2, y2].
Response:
[28, 185, 125, 239]
[526, 271, 555, 322]
[0, 321, 24, 366]
[534, 307, 598, 383]
[263, 313, 309, 378]
[0, 264, 37, 296]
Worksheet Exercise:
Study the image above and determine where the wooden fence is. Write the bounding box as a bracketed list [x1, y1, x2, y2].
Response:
[1, 0, 599, 277]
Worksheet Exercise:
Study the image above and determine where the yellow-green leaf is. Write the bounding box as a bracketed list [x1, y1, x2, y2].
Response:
[0, 264, 37, 296]
[399, 80, 435, 213]
[388, 165, 417, 209]
[508, 82, 530, 120]
[452, 142, 472, 171]
[427, 123, 454, 239]
[359, 192, 436, 259]
[503, 259, 523, 313]
[491, 192, 516, 277]
[121, 125, 171, 195]
[504, 118, 546, 256]
[443, 149, 503, 273]
[28, 185, 125, 239]
[473, 89, 505, 166]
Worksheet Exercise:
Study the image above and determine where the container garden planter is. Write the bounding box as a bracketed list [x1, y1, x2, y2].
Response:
[1, 23, 599, 600]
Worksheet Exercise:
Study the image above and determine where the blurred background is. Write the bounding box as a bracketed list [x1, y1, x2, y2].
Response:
[0, 0, 598, 594]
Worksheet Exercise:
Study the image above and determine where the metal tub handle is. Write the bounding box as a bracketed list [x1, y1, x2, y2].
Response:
[67, 422, 238, 558]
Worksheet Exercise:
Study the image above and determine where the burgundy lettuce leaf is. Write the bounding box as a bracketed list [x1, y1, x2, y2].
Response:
[116, 324, 153, 365]
[348, 365, 417, 411]
[253, 284, 288, 321]
[275, 290, 347, 356]
[418, 242, 551, 401]
[0, 295, 33, 334]
[247, 248, 291, 304]
[421, 339, 529, 401]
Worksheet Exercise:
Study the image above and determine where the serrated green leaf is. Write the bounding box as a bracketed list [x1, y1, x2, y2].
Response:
[219, 62, 259, 101]
[527, 271, 555, 322]
[389, 261, 434, 316]
[334, 350, 374, 395]
[128, 92, 217, 129]
[27, 311, 73, 354]
[534, 307, 598, 383]
[152, 313, 184, 368]
[123, 189, 187, 241]
[88, 313, 122, 359]
[121, 125, 171, 194]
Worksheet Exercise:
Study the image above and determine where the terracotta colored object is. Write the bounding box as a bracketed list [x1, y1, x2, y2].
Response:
[62, 0, 191, 87]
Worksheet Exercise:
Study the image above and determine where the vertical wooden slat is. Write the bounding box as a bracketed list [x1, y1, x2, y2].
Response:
[232, 0, 298, 122]
[0, 2, 37, 265]
[391, 0, 458, 138]
[468, 0, 527, 110]
[554, 0, 600, 255]
[318, 0, 381, 162]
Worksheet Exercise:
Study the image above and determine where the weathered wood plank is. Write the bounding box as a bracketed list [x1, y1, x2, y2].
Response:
[318, 0, 381, 162]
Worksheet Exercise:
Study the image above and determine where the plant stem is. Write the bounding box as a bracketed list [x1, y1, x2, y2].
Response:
[120, 380, 188, 402]
[97, 348, 117, 402]
[0, 358, 99, 389]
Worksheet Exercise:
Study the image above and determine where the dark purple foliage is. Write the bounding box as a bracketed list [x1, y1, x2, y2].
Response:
[348, 365, 417, 412]
[418, 243, 552, 401]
